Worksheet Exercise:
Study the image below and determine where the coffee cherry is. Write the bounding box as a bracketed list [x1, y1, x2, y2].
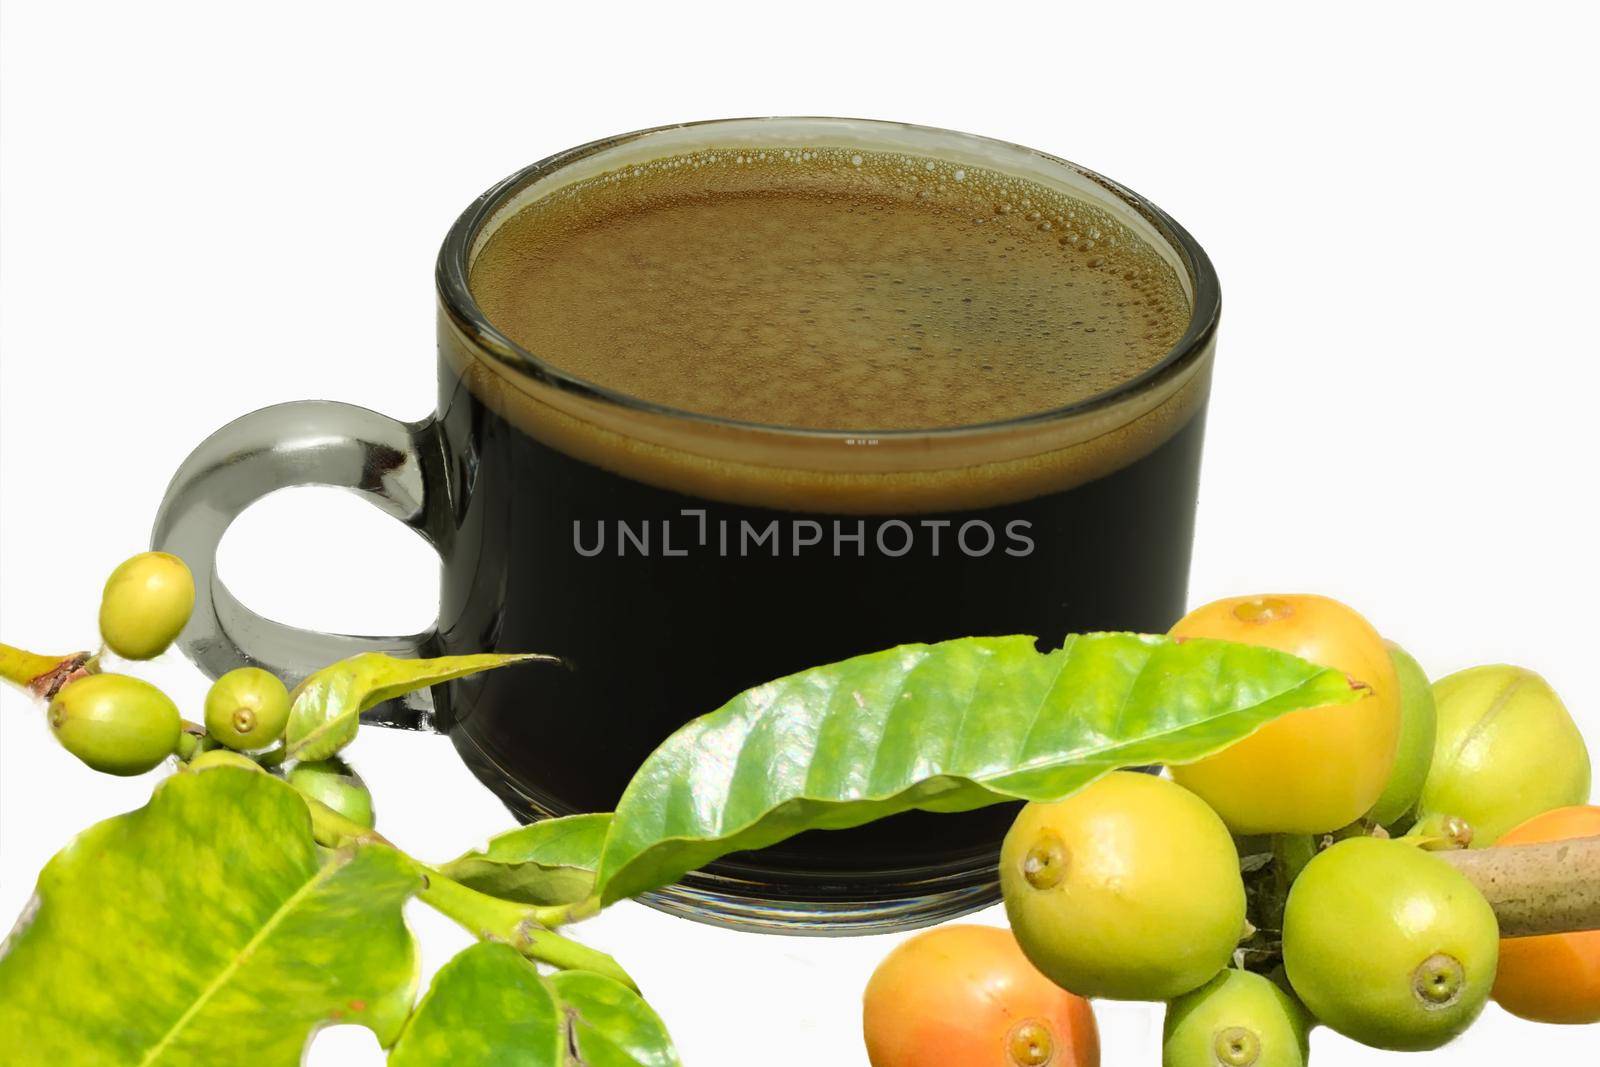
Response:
[1163, 969, 1311, 1067]
[287, 758, 375, 829]
[1418, 665, 1591, 846]
[97, 552, 195, 660]
[203, 667, 290, 751]
[1001, 772, 1246, 1001]
[186, 749, 262, 773]
[1168, 594, 1402, 835]
[1283, 837, 1499, 1051]
[863, 925, 1099, 1067]
[1490, 806, 1600, 1024]
[1366, 642, 1437, 828]
[47, 673, 181, 775]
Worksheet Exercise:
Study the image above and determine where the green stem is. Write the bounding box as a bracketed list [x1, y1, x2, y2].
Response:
[1274, 834, 1317, 884]
[1404, 812, 1474, 851]
[304, 793, 393, 849]
[1328, 817, 1386, 843]
[297, 798, 627, 983]
[1256, 834, 1316, 938]
[534, 896, 604, 927]
[417, 867, 637, 990]
[175, 723, 205, 762]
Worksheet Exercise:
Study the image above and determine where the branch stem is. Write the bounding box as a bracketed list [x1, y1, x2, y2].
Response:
[416, 867, 636, 990]
[0, 643, 94, 699]
[1437, 834, 1600, 938]
[295, 792, 626, 982]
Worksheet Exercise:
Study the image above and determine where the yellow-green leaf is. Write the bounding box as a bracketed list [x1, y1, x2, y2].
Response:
[439, 812, 609, 906]
[552, 969, 680, 1067]
[0, 768, 421, 1066]
[387, 943, 678, 1067]
[388, 943, 562, 1067]
[595, 633, 1365, 903]
[285, 652, 545, 762]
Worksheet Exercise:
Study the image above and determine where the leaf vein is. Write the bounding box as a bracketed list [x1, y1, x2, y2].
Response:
[1012, 636, 1080, 769]
[862, 649, 929, 796]
[137, 851, 353, 1066]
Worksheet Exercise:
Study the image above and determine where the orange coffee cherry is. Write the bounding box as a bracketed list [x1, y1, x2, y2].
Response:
[1492, 806, 1600, 1024]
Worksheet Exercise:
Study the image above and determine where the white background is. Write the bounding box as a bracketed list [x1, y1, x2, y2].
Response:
[2, 2, 1597, 1063]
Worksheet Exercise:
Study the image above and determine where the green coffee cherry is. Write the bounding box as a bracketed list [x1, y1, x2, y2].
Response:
[47, 673, 181, 775]
[1418, 664, 1591, 846]
[288, 758, 375, 828]
[1283, 837, 1499, 1051]
[204, 667, 291, 751]
[186, 749, 262, 773]
[1367, 642, 1437, 828]
[1163, 969, 1311, 1067]
[98, 552, 195, 660]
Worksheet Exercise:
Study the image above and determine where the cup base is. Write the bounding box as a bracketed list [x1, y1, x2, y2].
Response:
[635, 866, 1000, 935]
[450, 727, 1002, 935]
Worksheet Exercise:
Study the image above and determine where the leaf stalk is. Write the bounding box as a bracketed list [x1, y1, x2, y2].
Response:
[304, 793, 394, 849]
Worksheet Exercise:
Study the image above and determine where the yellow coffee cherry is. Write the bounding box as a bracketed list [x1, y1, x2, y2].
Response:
[1001, 772, 1246, 1001]
[98, 552, 195, 660]
[1169, 594, 1401, 834]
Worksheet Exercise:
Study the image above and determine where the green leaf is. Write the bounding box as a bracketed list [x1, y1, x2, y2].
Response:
[0, 767, 421, 1066]
[286, 652, 543, 761]
[439, 812, 610, 905]
[388, 943, 562, 1067]
[387, 943, 679, 1067]
[596, 633, 1364, 903]
[551, 970, 680, 1067]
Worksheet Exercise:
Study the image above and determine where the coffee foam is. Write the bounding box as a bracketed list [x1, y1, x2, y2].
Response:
[444, 144, 1213, 512]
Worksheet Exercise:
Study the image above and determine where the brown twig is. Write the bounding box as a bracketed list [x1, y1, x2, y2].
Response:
[1438, 835, 1600, 937]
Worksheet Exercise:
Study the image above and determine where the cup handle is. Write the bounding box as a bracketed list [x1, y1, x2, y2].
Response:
[151, 400, 447, 731]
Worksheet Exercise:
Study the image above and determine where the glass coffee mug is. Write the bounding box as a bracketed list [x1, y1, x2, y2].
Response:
[153, 118, 1219, 933]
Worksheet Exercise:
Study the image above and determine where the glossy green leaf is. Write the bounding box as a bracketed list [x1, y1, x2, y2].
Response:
[596, 633, 1364, 902]
[0, 767, 421, 1066]
[551, 970, 680, 1067]
[388, 943, 562, 1067]
[387, 943, 679, 1067]
[439, 812, 610, 905]
[286, 652, 542, 761]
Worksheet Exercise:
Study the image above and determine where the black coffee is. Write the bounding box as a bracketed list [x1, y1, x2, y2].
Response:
[433, 145, 1205, 884]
